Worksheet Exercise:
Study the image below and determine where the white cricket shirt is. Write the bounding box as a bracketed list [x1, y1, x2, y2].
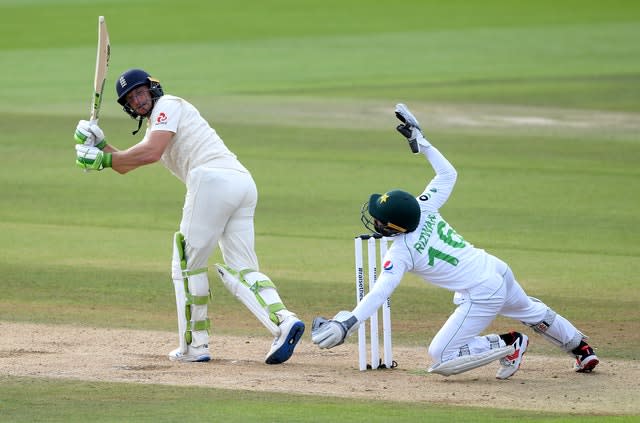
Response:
[353, 146, 496, 323]
[146, 95, 248, 183]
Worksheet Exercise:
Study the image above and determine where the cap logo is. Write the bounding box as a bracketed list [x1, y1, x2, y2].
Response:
[379, 193, 390, 203]
[119, 76, 127, 88]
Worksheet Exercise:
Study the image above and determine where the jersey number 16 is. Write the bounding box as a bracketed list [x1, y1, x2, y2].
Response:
[427, 221, 466, 267]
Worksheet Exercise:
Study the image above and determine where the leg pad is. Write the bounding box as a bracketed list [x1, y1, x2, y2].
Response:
[523, 297, 584, 352]
[215, 263, 282, 336]
[429, 335, 514, 376]
[173, 232, 211, 349]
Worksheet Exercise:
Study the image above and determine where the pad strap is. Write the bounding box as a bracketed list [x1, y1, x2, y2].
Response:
[184, 267, 211, 305]
[175, 232, 211, 344]
[238, 268, 285, 325]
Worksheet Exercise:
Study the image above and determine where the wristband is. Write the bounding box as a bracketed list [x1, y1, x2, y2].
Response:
[102, 153, 113, 168]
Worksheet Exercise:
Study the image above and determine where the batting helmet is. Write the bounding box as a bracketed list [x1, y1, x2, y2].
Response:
[361, 190, 420, 237]
[115, 68, 164, 119]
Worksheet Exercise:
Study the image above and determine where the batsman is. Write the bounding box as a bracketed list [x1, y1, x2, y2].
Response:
[312, 104, 599, 378]
[74, 69, 305, 364]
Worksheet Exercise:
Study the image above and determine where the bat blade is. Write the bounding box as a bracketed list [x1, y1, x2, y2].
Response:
[89, 16, 111, 123]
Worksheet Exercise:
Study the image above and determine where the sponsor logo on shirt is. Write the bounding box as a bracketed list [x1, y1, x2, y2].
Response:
[383, 260, 393, 271]
[419, 188, 437, 202]
[156, 112, 168, 125]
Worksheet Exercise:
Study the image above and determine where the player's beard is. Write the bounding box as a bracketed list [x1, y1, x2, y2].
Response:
[134, 100, 152, 117]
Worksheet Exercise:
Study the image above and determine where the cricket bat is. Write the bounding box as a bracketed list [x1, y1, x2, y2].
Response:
[89, 16, 111, 124]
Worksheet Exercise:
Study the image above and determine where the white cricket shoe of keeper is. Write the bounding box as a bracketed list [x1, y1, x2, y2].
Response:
[496, 333, 528, 379]
[169, 344, 211, 362]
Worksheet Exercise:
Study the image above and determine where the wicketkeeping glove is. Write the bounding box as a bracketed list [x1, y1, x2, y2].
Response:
[74, 119, 107, 150]
[75, 144, 112, 171]
[394, 103, 431, 154]
[311, 311, 359, 349]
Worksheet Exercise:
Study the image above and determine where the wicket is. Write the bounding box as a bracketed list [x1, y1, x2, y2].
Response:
[354, 233, 395, 370]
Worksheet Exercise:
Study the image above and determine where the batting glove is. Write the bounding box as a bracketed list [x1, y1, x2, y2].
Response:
[74, 120, 107, 150]
[311, 311, 358, 349]
[75, 144, 112, 171]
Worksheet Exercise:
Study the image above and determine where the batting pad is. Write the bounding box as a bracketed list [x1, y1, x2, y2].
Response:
[172, 232, 211, 352]
[214, 264, 281, 336]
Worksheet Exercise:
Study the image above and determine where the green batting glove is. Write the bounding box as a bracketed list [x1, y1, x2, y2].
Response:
[75, 144, 112, 171]
[74, 120, 107, 150]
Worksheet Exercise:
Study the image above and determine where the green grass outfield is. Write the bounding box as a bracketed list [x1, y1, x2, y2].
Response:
[1, 0, 639, 421]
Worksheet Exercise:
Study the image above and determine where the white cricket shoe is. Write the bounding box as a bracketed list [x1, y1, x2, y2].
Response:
[168, 344, 211, 362]
[496, 332, 528, 379]
[265, 315, 305, 365]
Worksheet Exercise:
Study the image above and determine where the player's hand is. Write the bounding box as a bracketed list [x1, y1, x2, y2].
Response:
[311, 311, 358, 349]
[74, 120, 107, 150]
[394, 103, 431, 153]
[75, 144, 112, 171]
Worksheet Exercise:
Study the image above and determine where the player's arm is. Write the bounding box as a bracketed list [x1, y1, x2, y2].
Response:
[352, 270, 403, 323]
[394, 103, 457, 210]
[312, 258, 407, 349]
[419, 145, 457, 209]
[311, 273, 402, 349]
[109, 130, 173, 174]
[74, 121, 173, 173]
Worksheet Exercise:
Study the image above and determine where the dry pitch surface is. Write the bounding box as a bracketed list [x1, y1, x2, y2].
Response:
[3, 103, 638, 417]
[1, 321, 638, 416]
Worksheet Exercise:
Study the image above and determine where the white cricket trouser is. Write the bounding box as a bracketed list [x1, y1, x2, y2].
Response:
[428, 255, 581, 363]
[171, 166, 259, 280]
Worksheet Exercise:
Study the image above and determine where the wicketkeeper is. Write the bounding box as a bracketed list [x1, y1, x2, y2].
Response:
[312, 104, 599, 378]
[74, 68, 305, 364]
